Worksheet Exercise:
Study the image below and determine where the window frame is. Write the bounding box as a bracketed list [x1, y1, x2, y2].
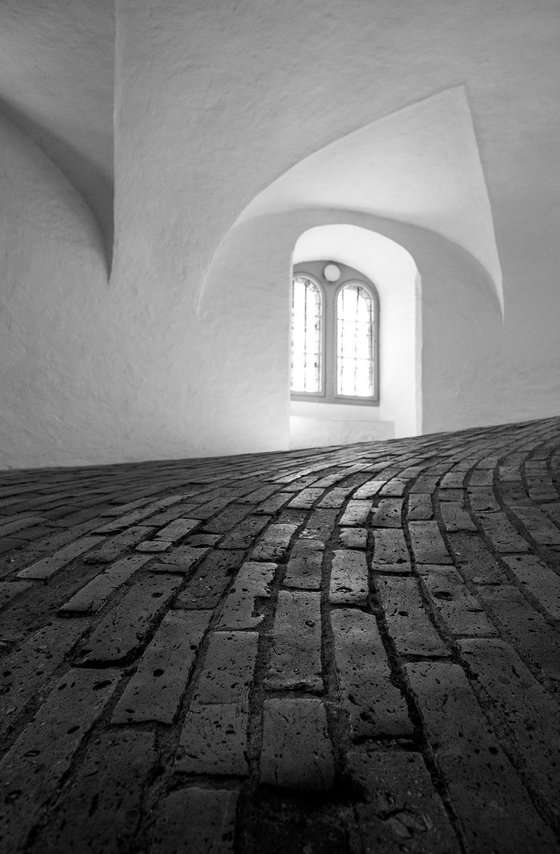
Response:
[291, 260, 380, 406]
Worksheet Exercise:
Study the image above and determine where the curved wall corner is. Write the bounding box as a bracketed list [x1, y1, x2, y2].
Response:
[0, 111, 111, 469]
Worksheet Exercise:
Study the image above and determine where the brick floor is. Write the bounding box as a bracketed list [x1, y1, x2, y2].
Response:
[1, 417, 560, 852]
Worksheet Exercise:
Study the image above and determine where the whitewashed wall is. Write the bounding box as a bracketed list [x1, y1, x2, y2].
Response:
[0, 0, 559, 467]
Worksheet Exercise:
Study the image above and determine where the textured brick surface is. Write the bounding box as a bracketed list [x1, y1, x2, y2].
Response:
[1, 417, 560, 852]
[260, 698, 335, 790]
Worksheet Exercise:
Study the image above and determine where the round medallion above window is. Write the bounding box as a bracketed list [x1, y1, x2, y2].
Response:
[323, 263, 341, 282]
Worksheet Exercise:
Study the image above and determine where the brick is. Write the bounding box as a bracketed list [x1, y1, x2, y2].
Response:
[80, 572, 182, 664]
[468, 487, 500, 512]
[250, 523, 298, 562]
[174, 550, 243, 609]
[288, 488, 325, 509]
[337, 526, 367, 549]
[193, 631, 258, 708]
[407, 493, 433, 520]
[58, 554, 151, 614]
[0, 620, 88, 742]
[446, 532, 508, 584]
[329, 550, 368, 605]
[175, 703, 249, 776]
[317, 487, 352, 509]
[0, 515, 49, 537]
[458, 638, 560, 826]
[150, 787, 238, 854]
[0, 669, 119, 853]
[476, 585, 560, 680]
[217, 562, 275, 629]
[83, 526, 154, 564]
[417, 565, 497, 637]
[439, 501, 477, 532]
[348, 749, 460, 853]
[136, 539, 172, 552]
[253, 493, 291, 515]
[408, 521, 452, 564]
[477, 512, 531, 553]
[17, 536, 104, 580]
[155, 517, 201, 541]
[150, 546, 209, 573]
[301, 508, 338, 541]
[372, 528, 410, 568]
[375, 577, 450, 657]
[405, 661, 558, 853]
[371, 498, 402, 527]
[218, 514, 269, 549]
[0, 580, 32, 609]
[34, 731, 157, 854]
[112, 610, 211, 724]
[353, 479, 386, 499]
[283, 539, 323, 589]
[260, 698, 335, 791]
[331, 609, 412, 738]
[266, 591, 323, 692]
[339, 500, 371, 526]
[502, 553, 560, 619]
[93, 497, 184, 532]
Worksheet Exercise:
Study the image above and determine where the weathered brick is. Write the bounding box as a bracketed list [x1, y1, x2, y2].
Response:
[173, 550, 243, 609]
[337, 526, 367, 549]
[446, 532, 508, 584]
[0, 581, 32, 610]
[250, 523, 298, 562]
[331, 609, 412, 738]
[329, 550, 368, 605]
[476, 585, 560, 680]
[112, 610, 211, 724]
[468, 487, 500, 512]
[218, 514, 269, 549]
[348, 749, 460, 853]
[353, 479, 386, 499]
[371, 498, 403, 527]
[0, 669, 119, 853]
[477, 512, 531, 553]
[58, 554, 151, 614]
[17, 535, 104, 580]
[288, 488, 325, 509]
[439, 501, 477, 532]
[80, 572, 182, 664]
[301, 508, 338, 541]
[372, 528, 410, 568]
[375, 576, 450, 657]
[150, 546, 209, 573]
[93, 496, 184, 532]
[150, 787, 238, 854]
[284, 539, 323, 590]
[458, 638, 560, 826]
[501, 553, 560, 619]
[339, 500, 371, 527]
[417, 565, 497, 637]
[266, 591, 323, 692]
[405, 661, 558, 853]
[175, 703, 250, 776]
[260, 698, 335, 791]
[317, 487, 352, 509]
[0, 620, 88, 741]
[83, 526, 154, 564]
[155, 517, 201, 542]
[136, 539, 172, 552]
[33, 731, 157, 854]
[407, 493, 433, 520]
[217, 562, 275, 629]
[193, 631, 258, 708]
[408, 521, 452, 564]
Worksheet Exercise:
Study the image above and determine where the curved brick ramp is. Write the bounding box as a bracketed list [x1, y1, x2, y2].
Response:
[1, 418, 560, 853]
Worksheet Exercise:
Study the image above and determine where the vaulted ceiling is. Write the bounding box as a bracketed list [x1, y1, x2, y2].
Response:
[0, 0, 114, 253]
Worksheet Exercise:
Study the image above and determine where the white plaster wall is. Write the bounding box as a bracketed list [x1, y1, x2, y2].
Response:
[1, 0, 559, 468]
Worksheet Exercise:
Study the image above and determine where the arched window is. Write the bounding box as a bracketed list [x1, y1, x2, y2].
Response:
[291, 261, 379, 404]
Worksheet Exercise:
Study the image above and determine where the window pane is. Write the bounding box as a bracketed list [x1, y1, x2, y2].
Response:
[336, 283, 374, 398]
[291, 276, 322, 394]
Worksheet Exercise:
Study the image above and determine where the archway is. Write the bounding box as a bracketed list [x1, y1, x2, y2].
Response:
[289, 224, 420, 449]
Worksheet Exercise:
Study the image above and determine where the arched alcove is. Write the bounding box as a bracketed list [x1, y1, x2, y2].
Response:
[289, 224, 420, 448]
